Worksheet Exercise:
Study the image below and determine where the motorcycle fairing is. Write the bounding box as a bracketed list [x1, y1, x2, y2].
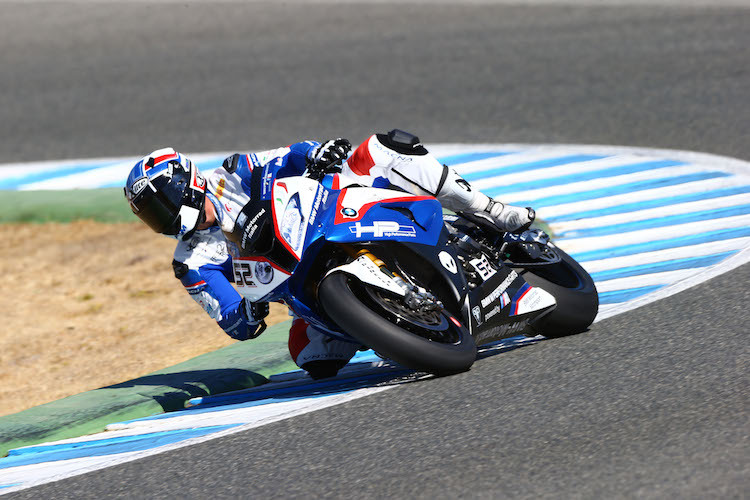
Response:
[324, 254, 408, 297]
[270, 177, 324, 261]
[466, 268, 556, 345]
[324, 187, 444, 245]
[232, 175, 559, 347]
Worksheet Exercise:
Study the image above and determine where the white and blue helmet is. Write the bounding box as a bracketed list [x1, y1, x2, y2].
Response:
[124, 148, 207, 241]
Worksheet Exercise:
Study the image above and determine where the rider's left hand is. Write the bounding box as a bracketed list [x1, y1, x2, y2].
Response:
[307, 138, 351, 179]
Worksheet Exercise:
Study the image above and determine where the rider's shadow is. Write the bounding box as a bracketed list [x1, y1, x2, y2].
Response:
[104, 369, 268, 412]
[181, 337, 546, 412]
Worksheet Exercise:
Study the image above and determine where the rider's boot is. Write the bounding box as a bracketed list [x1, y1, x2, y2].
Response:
[301, 360, 348, 380]
[430, 165, 535, 233]
[456, 190, 536, 233]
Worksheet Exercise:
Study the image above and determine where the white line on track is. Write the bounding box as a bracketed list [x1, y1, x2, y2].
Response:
[466, 154, 670, 189]
[556, 214, 750, 253]
[580, 237, 750, 273]
[536, 176, 750, 220]
[550, 193, 750, 233]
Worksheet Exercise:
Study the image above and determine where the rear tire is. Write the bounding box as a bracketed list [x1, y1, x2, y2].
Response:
[518, 245, 599, 338]
[319, 273, 476, 375]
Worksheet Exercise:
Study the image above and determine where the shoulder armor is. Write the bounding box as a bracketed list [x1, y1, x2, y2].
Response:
[222, 153, 242, 174]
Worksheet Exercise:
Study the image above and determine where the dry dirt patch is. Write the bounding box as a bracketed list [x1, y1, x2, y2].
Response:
[0, 222, 289, 417]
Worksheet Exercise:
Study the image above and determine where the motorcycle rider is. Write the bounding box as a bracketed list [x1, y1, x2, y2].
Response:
[124, 129, 534, 379]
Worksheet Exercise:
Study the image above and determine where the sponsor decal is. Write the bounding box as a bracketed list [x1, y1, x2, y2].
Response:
[249, 153, 261, 168]
[184, 280, 206, 294]
[349, 221, 416, 238]
[236, 212, 247, 229]
[192, 172, 206, 191]
[516, 287, 539, 314]
[480, 270, 519, 308]
[131, 177, 149, 195]
[474, 318, 530, 345]
[255, 261, 274, 285]
[472, 305, 482, 326]
[341, 207, 358, 218]
[455, 179, 472, 192]
[262, 171, 273, 197]
[342, 254, 406, 296]
[241, 208, 266, 248]
[512, 285, 556, 316]
[309, 186, 325, 225]
[483, 293, 510, 321]
[373, 141, 413, 162]
[469, 254, 497, 281]
[496, 319, 529, 336]
[439, 251, 458, 274]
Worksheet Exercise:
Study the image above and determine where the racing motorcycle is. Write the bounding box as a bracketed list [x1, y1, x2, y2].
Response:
[226, 174, 599, 376]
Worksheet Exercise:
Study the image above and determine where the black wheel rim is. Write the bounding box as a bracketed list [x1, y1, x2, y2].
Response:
[357, 284, 462, 344]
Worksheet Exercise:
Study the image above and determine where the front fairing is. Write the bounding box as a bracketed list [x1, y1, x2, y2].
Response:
[319, 187, 444, 246]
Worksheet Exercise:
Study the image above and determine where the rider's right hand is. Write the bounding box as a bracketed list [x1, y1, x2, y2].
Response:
[307, 138, 352, 179]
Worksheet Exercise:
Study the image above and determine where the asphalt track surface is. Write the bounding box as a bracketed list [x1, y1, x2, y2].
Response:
[3, 2, 748, 498]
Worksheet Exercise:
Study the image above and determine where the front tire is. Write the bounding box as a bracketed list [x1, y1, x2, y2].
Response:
[518, 245, 599, 338]
[319, 273, 476, 375]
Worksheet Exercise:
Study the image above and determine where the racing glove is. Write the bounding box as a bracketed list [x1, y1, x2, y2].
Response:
[227, 298, 269, 340]
[307, 138, 352, 180]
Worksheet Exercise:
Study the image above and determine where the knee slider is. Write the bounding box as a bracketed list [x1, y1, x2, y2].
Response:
[377, 129, 428, 156]
[301, 360, 347, 380]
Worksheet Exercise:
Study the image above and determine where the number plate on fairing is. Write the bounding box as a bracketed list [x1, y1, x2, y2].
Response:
[232, 257, 291, 302]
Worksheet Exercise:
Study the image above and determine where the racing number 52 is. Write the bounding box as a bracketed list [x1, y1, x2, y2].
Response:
[234, 261, 254, 286]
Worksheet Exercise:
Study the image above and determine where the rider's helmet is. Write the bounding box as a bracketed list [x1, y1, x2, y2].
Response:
[124, 147, 207, 241]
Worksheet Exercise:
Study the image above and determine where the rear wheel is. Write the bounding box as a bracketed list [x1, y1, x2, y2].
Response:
[517, 245, 599, 338]
[319, 273, 476, 375]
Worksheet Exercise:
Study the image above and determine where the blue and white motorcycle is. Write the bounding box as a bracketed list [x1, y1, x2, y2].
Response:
[225, 173, 599, 375]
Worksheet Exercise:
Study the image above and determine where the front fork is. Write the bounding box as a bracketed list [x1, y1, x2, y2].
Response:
[339, 246, 443, 311]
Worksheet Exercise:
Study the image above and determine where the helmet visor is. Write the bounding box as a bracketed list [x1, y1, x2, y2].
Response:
[133, 187, 182, 235]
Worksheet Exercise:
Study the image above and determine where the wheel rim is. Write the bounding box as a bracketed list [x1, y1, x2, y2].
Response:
[360, 285, 462, 344]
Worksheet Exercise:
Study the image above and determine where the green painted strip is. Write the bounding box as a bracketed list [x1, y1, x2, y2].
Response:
[0, 188, 135, 224]
[0, 320, 295, 457]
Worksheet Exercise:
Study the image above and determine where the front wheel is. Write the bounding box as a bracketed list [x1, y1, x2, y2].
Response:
[318, 273, 477, 375]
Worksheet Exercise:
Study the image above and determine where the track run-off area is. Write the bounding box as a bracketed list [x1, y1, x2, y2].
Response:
[1, 143, 749, 494]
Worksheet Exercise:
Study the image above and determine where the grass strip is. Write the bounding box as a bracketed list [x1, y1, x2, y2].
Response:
[0, 188, 135, 224]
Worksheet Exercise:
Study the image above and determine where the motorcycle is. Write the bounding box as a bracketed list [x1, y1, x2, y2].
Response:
[225, 172, 599, 376]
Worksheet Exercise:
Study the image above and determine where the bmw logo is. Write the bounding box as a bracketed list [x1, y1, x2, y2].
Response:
[341, 207, 357, 217]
